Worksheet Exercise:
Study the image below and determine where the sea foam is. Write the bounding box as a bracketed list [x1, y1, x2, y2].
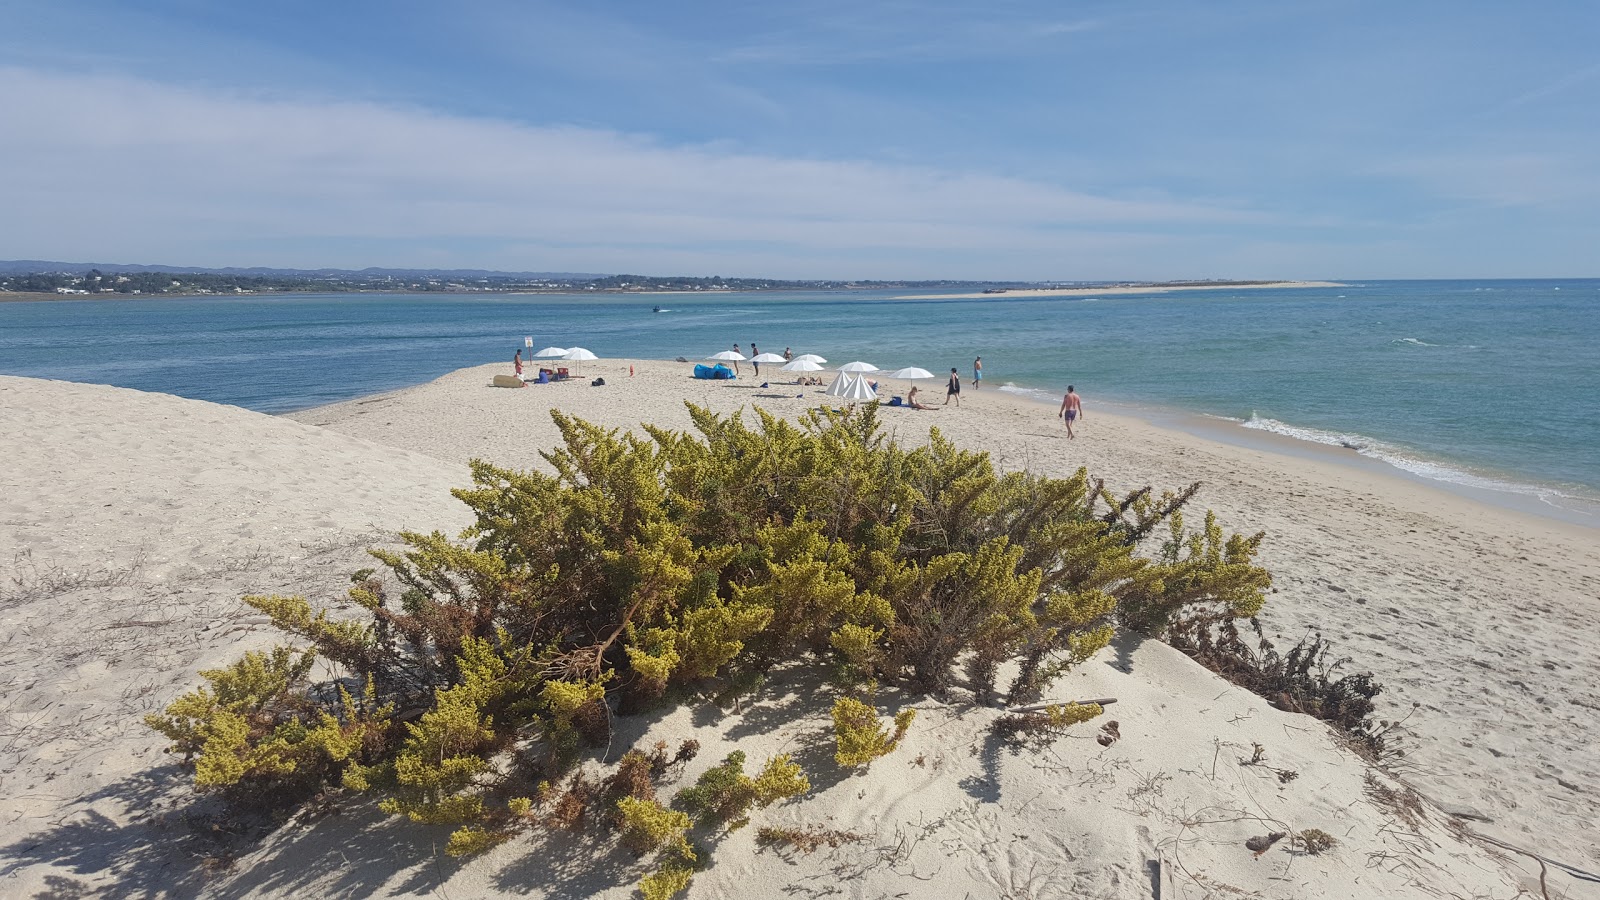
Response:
[1240, 413, 1584, 506]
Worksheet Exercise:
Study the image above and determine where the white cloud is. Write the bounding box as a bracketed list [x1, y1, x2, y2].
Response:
[0, 67, 1272, 277]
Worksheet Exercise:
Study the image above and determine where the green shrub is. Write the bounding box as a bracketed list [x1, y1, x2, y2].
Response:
[149, 403, 1273, 886]
[617, 797, 694, 859]
[639, 860, 696, 900]
[674, 751, 809, 828]
[832, 697, 915, 768]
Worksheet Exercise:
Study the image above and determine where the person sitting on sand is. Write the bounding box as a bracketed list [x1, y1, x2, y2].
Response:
[907, 386, 938, 410]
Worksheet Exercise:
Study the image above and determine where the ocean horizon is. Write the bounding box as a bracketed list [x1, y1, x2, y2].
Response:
[3, 279, 1596, 526]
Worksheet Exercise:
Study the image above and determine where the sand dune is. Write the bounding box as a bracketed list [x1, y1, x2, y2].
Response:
[3, 364, 1595, 898]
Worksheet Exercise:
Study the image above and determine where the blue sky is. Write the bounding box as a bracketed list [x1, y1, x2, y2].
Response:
[2, 1, 1597, 279]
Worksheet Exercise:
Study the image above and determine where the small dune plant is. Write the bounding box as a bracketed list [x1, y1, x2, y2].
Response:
[831, 696, 916, 768]
[149, 403, 1273, 896]
[674, 750, 810, 829]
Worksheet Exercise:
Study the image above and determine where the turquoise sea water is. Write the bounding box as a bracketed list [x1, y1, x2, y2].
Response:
[2, 281, 1597, 522]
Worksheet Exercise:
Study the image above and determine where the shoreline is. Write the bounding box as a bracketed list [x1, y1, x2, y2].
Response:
[986, 383, 1600, 531]
[285, 360, 1600, 533]
[891, 280, 1346, 300]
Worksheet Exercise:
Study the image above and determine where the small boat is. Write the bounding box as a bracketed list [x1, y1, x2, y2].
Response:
[653, 306, 671, 313]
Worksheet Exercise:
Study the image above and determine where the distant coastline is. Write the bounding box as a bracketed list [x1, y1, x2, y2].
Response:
[0, 280, 1346, 304]
[892, 280, 1346, 300]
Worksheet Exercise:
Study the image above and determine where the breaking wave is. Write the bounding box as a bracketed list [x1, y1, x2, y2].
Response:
[1240, 413, 1584, 505]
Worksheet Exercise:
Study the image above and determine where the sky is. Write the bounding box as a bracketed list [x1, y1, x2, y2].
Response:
[2, 1, 1598, 280]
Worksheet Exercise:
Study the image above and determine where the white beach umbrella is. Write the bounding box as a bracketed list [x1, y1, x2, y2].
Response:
[780, 359, 823, 372]
[838, 361, 880, 373]
[563, 346, 599, 375]
[824, 372, 855, 397]
[750, 352, 787, 364]
[887, 366, 936, 381]
[794, 354, 826, 364]
[840, 373, 879, 401]
[708, 350, 747, 361]
[532, 346, 569, 359]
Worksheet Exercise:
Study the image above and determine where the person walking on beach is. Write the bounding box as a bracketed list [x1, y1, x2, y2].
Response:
[783, 347, 793, 360]
[1059, 385, 1084, 439]
[514, 349, 523, 378]
[945, 368, 961, 406]
[973, 356, 983, 389]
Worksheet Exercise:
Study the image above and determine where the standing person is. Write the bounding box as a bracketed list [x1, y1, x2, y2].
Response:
[783, 347, 793, 360]
[514, 349, 523, 378]
[945, 368, 961, 406]
[751, 343, 760, 376]
[973, 356, 983, 389]
[1059, 385, 1084, 439]
[731, 343, 741, 376]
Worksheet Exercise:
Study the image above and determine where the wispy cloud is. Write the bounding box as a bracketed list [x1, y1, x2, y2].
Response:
[713, 6, 1104, 66]
[0, 67, 1264, 277]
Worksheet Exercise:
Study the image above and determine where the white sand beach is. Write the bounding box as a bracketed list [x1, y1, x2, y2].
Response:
[891, 281, 1346, 300]
[4, 362, 1597, 899]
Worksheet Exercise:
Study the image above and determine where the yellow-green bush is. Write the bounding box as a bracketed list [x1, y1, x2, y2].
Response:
[149, 402, 1273, 888]
[832, 696, 916, 768]
[674, 751, 810, 828]
[617, 797, 694, 858]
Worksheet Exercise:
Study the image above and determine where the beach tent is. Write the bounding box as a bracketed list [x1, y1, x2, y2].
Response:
[824, 372, 856, 397]
[837, 361, 880, 373]
[840, 373, 878, 401]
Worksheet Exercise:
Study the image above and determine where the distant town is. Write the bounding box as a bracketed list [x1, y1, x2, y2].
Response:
[0, 261, 1290, 299]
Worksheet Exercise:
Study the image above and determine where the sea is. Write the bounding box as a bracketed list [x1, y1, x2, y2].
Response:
[2, 280, 1597, 526]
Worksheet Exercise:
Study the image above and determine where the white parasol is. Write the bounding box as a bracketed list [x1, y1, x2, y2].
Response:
[532, 346, 569, 359]
[563, 347, 599, 375]
[837, 361, 879, 373]
[824, 372, 855, 397]
[780, 359, 823, 372]
[794, 354, 827, 364]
